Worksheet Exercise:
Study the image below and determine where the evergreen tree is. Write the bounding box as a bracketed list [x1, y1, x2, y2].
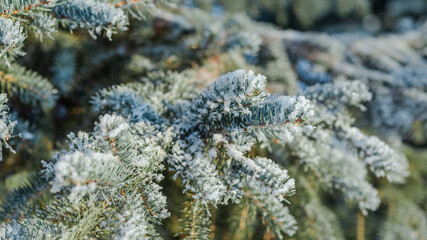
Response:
[0, 1, 426, 239]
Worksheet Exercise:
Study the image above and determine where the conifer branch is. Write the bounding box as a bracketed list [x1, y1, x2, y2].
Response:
[0, 93, 15, 161]
[0, 63, 57, 109]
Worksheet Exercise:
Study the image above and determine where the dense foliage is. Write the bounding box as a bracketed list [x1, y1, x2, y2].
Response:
[0, 0, 426, 239]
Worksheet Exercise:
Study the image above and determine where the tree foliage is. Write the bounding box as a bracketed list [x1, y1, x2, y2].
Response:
[0, 1, 425, 239]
